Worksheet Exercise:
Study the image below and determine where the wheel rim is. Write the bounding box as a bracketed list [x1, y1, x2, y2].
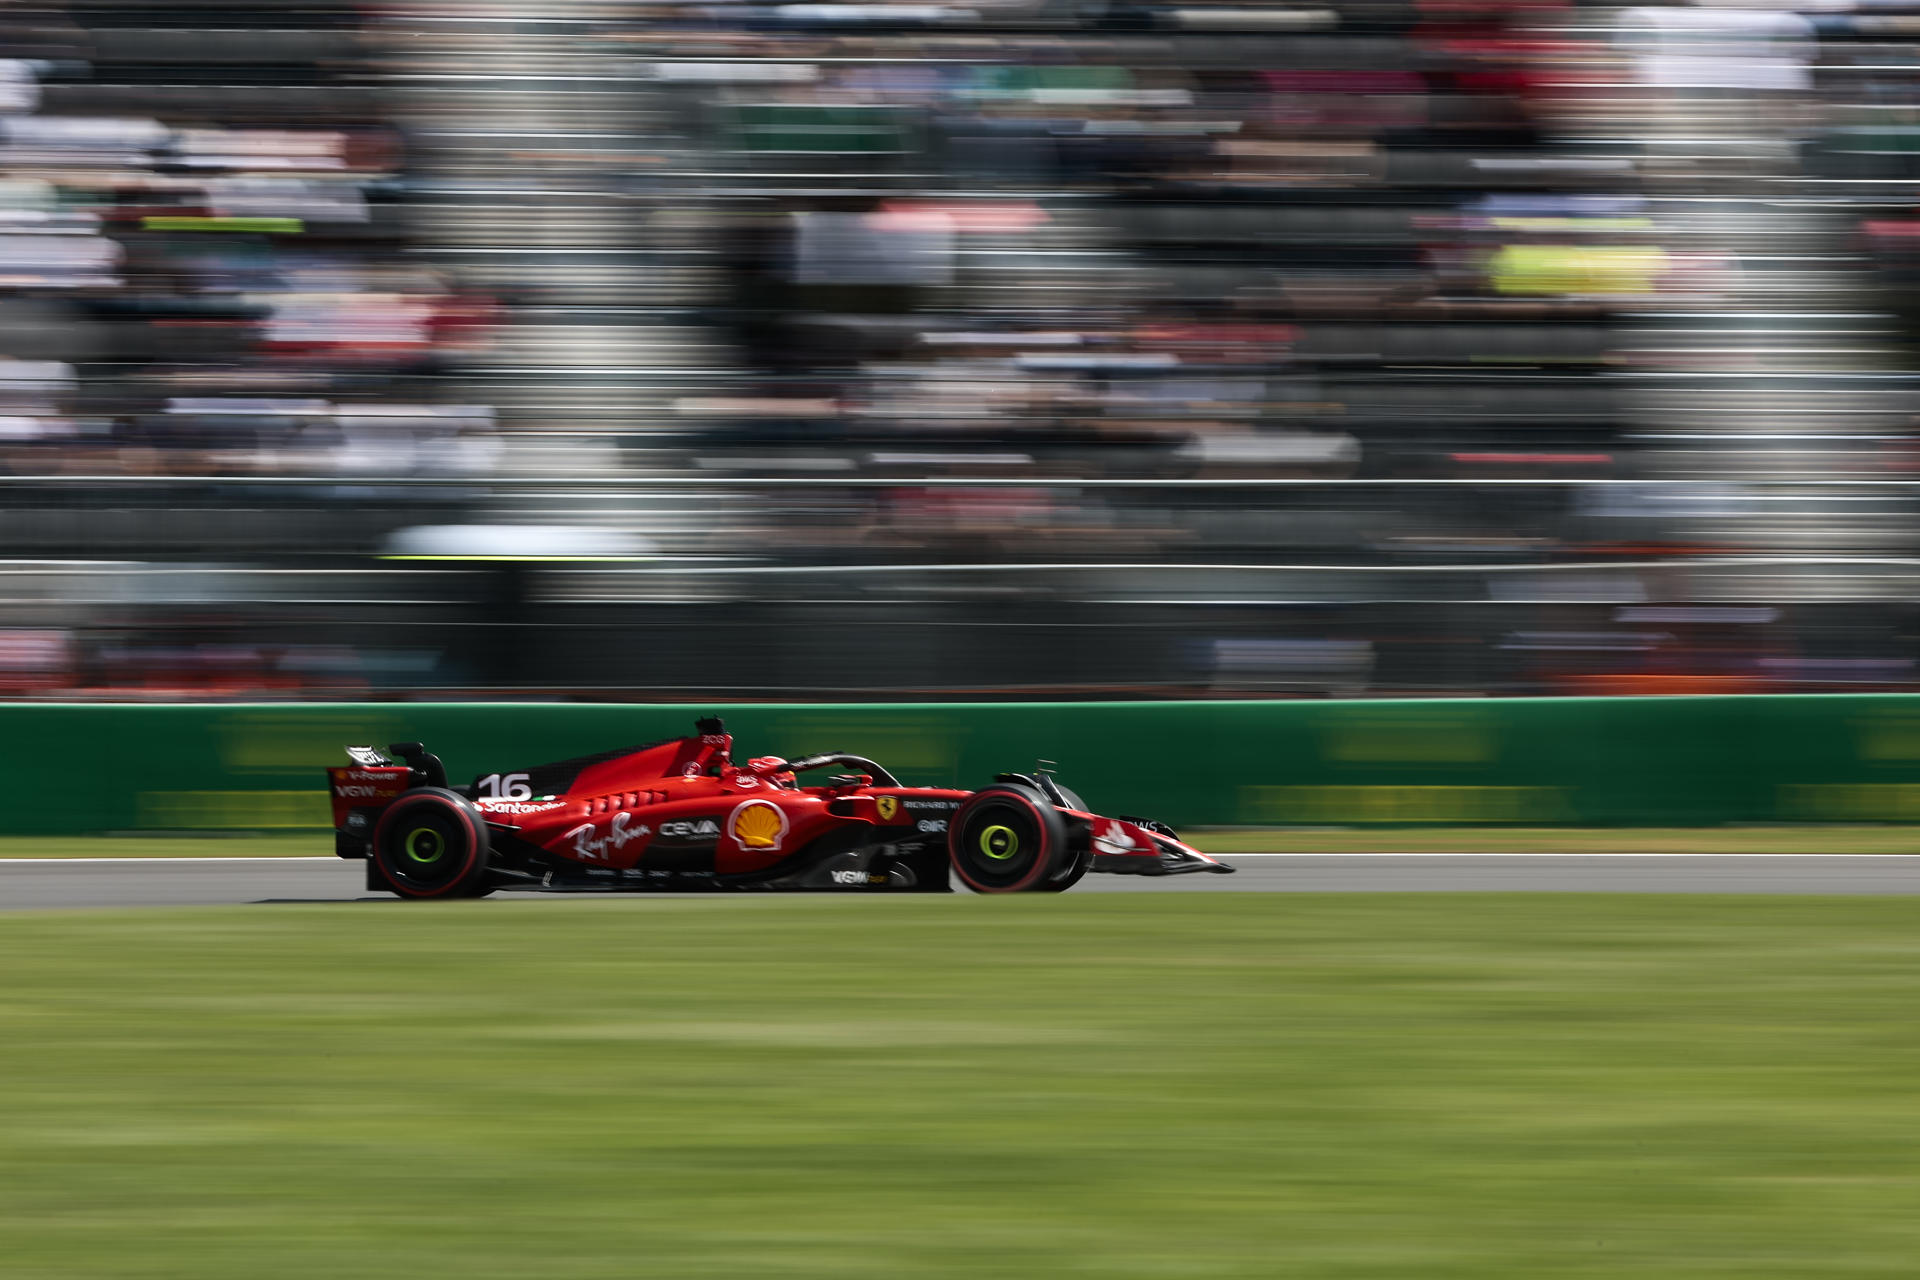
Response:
[404, 826, 445, 864]
[378, 803, 473, 894]
[955, 798, 1049, 890]
[979, 824, 1018, 860]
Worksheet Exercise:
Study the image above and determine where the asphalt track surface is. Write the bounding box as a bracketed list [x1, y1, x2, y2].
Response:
[5, 854, 1920, 910]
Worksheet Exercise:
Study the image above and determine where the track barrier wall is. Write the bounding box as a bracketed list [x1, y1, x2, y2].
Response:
[10, 696, 1920, 835]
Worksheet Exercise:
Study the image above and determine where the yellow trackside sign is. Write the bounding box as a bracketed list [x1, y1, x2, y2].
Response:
[1241, 785, 1573, 825]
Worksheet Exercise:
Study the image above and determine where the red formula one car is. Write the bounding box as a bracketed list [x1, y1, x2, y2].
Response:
[327, 717, 1233, 898]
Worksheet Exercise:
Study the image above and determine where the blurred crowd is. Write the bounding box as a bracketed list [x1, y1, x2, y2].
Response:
[3, 0, 1920, 698]
[0, 10, 499, 478]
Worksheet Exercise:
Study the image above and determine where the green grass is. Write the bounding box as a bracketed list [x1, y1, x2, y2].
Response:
[4, 825, 1918, 859]
[4, 896, 1920, 1278]
[0, 833, 329, 858]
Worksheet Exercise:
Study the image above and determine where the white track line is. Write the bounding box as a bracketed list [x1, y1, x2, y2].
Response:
[0, 856, 342, 865]
[1220, 851, 1920, 859]
[3, 853, 1918, 866]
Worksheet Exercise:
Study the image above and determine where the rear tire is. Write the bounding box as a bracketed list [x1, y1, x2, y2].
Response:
[949, 784, 1070, 894]
[371, 788, 491, 899]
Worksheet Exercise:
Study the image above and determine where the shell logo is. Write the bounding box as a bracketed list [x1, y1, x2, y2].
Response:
[728, 799, 789, 851]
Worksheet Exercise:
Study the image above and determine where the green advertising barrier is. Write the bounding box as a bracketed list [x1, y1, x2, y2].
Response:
[9, 695, 1920, 835]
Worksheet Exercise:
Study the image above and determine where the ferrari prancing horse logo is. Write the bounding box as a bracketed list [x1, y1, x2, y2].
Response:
[875, 796, 900, 822]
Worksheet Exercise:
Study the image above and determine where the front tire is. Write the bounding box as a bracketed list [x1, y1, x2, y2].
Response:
[1036, 847, 1092, 893]
[371, 788, 491, 899]
[949, 784, 1071, 893]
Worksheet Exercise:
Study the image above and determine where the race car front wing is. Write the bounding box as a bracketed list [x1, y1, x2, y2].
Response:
[1076, 814, 1236, 877]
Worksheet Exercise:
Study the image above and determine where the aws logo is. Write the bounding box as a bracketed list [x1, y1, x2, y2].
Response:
[728, 799, 790, 852]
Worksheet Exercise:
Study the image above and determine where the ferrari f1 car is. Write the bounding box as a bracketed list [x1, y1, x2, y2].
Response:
[327, 717, 1233, 898]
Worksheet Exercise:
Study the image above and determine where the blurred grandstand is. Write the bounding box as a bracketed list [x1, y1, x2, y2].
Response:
[1, 0, 1919, 699]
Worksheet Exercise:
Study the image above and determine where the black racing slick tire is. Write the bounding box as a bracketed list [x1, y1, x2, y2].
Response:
[1036, 847, 1093, 893]
[371, 788, 491, 899]
[949, 784, 1071, 894]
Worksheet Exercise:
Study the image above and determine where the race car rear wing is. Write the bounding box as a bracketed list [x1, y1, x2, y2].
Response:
[342, 742, 448, 786]
[329, 742, 450, 857]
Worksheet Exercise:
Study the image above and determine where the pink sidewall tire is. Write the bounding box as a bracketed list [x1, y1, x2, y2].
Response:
[371, 788, 491, 900]
[948, 784, 1072, 894]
